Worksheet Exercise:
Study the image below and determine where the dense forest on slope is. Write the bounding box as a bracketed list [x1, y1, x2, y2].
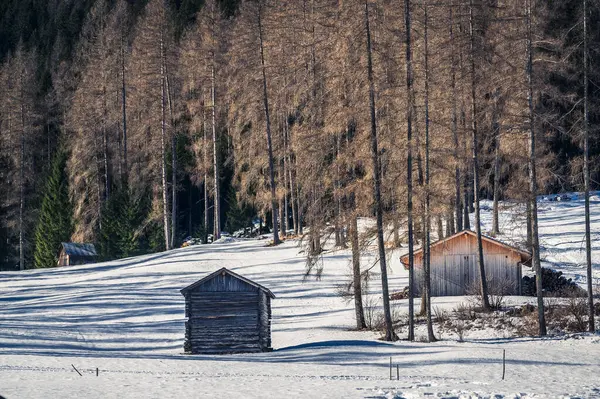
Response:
[0, 0, 598, 272]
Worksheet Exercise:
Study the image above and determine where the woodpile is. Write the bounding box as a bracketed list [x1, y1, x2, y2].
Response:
[390, 286, 410, 301]
[521, 268, 586, 297]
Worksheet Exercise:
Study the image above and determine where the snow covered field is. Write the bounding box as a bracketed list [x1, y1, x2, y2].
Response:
[1, 196, 599, 398]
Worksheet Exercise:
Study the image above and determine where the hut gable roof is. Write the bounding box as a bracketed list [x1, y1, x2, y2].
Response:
[180, 267, 276, 299]
[61, 242, 97, 257]
[400, 230, 531, 265]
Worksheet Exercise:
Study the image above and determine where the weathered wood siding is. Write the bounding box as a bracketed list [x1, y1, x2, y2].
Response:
[183, 272, 273, 354]
[57, 251, 95, 266]
[257, 291, 272, 350]
[413, 233, 522, 296]
[58, 250, 68, 266]
[192, 272, 260, 293]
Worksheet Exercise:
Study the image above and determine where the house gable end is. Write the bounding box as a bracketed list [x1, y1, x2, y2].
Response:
[400, 230, 531, 267]
[188, 272, 259, 294]
[180, 267, 276, 298]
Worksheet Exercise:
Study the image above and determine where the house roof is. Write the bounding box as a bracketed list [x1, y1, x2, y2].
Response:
[399, 230, 531, 266]
[61, 242, 97, 257]
[180, 267, 276, 298]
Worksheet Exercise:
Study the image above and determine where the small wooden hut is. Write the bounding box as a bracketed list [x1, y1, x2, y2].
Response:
[400, 230, 531, 296]
[57, 243, 98, 266]
[180, 268, 275, 354]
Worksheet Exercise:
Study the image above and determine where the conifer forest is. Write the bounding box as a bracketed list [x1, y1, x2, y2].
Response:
[0, 0, 598, 284]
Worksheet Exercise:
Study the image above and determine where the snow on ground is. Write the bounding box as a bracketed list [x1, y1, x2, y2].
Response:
[1, 196, 600, 398]
[212, 236, 239, 244]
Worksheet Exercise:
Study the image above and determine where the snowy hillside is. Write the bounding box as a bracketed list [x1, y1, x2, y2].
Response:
[1, 196, 599, 398]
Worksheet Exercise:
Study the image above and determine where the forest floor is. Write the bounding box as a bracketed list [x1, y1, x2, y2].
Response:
[0, 194, 599, 398]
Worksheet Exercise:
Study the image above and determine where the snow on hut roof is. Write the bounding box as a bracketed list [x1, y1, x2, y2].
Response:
[61, 243, 98, 257]
[180, 267, 276, 298]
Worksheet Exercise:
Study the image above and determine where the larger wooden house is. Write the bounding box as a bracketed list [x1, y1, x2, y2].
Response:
[181, 268, 275, 354]
[400, 230, 531, 296]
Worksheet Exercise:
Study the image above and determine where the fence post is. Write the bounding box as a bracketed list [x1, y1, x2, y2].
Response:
[71, 364, 82, 377]
[502, 349, 506, 380]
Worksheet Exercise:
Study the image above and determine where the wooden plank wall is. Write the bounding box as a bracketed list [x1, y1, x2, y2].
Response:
[186, 291, 261, 354]
[412, 234, 522, 296]
[193, 273, 259, 293]
[183, 273, 273, 354]
[257, 291, 272, 351]
[58, 251, 68, 266]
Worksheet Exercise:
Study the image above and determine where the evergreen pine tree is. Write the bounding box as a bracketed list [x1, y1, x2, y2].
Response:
[98, 194, 121, 260]
[225, 191, 253, 233]
[33, 150, 73, 269]
[98, 184, 150, 260]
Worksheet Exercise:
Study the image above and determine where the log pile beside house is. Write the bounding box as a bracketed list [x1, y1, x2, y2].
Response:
[400, 230, 531, 297]
[180, 268, 275, 354]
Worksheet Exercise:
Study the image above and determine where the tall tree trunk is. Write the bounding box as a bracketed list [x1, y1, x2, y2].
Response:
[469, 0, 490, 310]
[94, 120, 103, 232]
[583, 0, 595, 333]
[283, 115, 290, 234]
[334, 136, 343, 247]
[468, 183, 475, 213]
[526, 0, 546, 336]
[350, 214, 366, 329]
[279, 196, 285, 238]
[296, 157, 303, 235]
[279, 149, 286, 238]
[290, 171, 298, 234]
[284, 174, 290, 235]
[526, 198, 532, 250]
[117, 110, 123, 180]
[405, 0, 415, 342]
[210, 2, 221, 242]
[365, 0, 395, 341]
[19, 102, 25, 271]
[337, 200, 345, 246]
[436, 216, 443, 240]
[203, 98, 209, 244]
[278, 119, 287, 239]
[102, 85, 110, 200]
[309, 186, 322, 254]
[491, 90, 501, 237]
[121, 32, 128, 182]
[165, 66, 177, 249]
[463, 170, 471, 230]
[171, 133, 177, 247]
[160, 29, 171, 251]
[447, 208, 454, 236]
[188, 184, 193, 236]
[392, 189, 401, 248]
[287, 127, 298, 235]
[257, 1, 280, 245]
[462, 106, 471, 231]
[419, 216, 427, 317]
[491, 114, 501, 237]
[450, 5, 462, 233]
[423, 1, 436, 341]
[211, 62, 220, 240]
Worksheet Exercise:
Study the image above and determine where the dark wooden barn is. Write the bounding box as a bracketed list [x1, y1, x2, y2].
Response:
[400, 230, 531, 296]
[180, 268, 275, 354]
[58, 243, 98, 266]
